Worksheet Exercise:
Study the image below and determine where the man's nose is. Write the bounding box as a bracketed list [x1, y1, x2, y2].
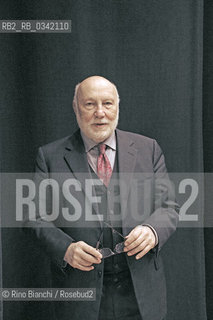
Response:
[95, 104, 105, 118]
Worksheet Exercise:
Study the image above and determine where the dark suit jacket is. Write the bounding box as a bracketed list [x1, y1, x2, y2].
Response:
[27, 129, 179, 320]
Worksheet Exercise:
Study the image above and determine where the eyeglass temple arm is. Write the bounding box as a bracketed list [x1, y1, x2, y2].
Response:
[103, 221, 126, 239]
[96, 239, 101, 250]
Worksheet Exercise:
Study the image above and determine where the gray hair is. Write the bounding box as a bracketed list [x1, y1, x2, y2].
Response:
[73, 83, 81, 109]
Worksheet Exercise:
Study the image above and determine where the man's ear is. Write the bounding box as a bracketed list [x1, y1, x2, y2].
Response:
[73, 102, 77, 114]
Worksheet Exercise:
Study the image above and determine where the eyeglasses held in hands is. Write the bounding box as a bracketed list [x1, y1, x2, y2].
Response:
[96, 222, 126, 259]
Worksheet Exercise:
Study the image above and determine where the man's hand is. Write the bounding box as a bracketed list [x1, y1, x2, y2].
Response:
[64, 241, 102, 271]
[124, 226, 156, 260]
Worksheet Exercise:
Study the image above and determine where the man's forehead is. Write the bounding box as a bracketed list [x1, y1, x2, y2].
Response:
[78, 78, 117, 100]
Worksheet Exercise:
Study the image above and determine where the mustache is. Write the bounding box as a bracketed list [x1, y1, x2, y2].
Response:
[93, 122, 108, 124]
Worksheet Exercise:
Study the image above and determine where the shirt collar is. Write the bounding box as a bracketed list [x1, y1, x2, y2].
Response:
[80, 130, 116, 153]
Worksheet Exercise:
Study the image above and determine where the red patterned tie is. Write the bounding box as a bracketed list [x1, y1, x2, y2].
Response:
[97, 144, 112, 187]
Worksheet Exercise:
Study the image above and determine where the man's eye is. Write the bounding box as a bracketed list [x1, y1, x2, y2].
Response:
[85, 102, 94, 107]
[104, 102, 112, 106]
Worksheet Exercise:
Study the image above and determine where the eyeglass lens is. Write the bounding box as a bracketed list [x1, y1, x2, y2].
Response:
[97, 222, 126, 258]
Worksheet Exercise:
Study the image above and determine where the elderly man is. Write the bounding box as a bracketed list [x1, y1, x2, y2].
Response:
[31, 76, 179, 320]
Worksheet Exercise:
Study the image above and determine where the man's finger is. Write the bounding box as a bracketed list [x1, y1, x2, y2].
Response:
[124, 234, 145, 251]
[74, 263, 94, 271]
[135, 245, 152, 260]
[125, 226, 144, 246]
[77, 257, 96, 267]
[79, 250, 102, 264]
[80, 242, 102, 259]
[127, 241, 148, 256]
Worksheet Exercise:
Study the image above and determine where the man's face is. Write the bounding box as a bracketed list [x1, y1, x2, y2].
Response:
[74, 77, 119, 143]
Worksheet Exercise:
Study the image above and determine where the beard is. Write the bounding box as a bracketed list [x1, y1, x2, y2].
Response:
[76, 110, 119, 143]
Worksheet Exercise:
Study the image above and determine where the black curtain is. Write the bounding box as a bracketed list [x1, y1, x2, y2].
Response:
[203, 1, 213, 320]
[0, 1, 208, 319]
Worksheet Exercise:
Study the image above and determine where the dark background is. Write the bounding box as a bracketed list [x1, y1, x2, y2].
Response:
[0, 0, 212, 319]
[203, 0, 213, 319]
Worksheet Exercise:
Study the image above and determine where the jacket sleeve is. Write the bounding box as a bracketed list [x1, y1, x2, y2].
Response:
[142, 139, 179, 251]
[23, 147, 73, 270]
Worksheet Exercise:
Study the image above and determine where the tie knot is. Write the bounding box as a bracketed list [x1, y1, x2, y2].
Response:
[99, 143, 106, 155]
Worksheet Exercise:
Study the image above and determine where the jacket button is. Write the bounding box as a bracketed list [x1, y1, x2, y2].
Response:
[114, 264, 119, 271]
[98, 271, 102, 278]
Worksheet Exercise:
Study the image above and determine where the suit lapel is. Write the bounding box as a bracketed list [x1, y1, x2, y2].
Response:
[63, 130, 102, 226]
[64, 129, 90, 181]
[116, 129, 138, 223]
